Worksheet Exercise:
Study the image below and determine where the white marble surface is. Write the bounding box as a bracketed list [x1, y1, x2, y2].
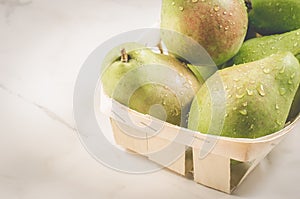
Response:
[0, 0, 300, 198]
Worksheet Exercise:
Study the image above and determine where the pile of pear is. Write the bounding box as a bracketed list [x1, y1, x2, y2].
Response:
[101, 0, 300, 139]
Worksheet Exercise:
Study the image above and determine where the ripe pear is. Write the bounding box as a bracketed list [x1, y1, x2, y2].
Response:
[160, 0, 248, 66]
[188, 52, 300, 138]
[101, 44, 201, 126]
[248, 0, 300, 35]
[233, 29, 300, 121]
[233, 28, 300, 65]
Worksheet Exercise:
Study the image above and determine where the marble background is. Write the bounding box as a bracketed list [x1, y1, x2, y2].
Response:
[0, 0, 299, 198]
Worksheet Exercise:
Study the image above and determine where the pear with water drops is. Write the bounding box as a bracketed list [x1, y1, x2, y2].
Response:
[188, 52, 300, 138]
[233, 28, 300, 65]
[160, 0, 248, 65]
[101, 43, 201, 126]
[248, 0, 300, 35]
[233, 28, 300, 121]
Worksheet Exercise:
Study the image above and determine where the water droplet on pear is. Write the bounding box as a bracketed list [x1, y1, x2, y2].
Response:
[239, 109, 248, 116]
[257, 83, 266, 96]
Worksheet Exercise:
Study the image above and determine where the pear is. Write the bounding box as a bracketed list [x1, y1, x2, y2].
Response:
[188, 52, 300, 138]
[248, 0, 300, 35]
[160, 0, 248, 66]
[101, 44, 201, 126]
[233, 28, 300, 65]
[233, 29, 300, 121]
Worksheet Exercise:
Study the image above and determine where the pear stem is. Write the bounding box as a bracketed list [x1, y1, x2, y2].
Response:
[121, 48, 128, 63]
[157, 41, 164, 54]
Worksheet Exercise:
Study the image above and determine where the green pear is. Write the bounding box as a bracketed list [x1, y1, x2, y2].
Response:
[233, 28, 300, 65]
[101, 44, 201, 126]
[160, 0, 248, 66]
[188, 52, 300, 138]
[233, 29, 300, 121]
[248, 0, 300, 35]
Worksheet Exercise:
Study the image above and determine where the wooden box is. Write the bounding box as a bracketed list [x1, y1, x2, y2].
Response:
[97, 86, 299, 194]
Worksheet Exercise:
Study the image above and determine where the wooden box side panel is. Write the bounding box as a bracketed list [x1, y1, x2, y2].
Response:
[111, 119, 188, 176]
[111, 119, 148, 154]
[193, 148, 231, 193]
